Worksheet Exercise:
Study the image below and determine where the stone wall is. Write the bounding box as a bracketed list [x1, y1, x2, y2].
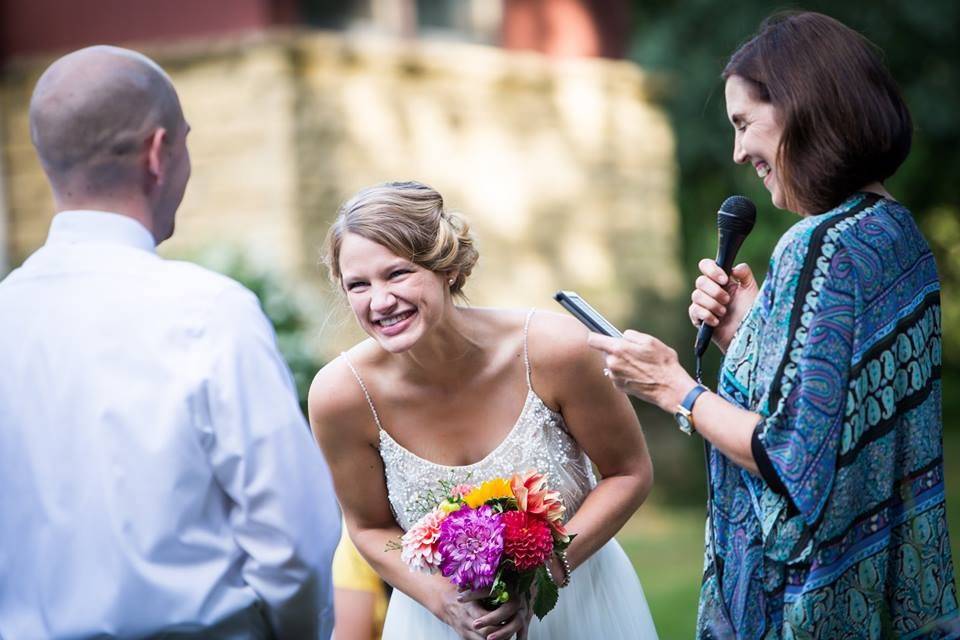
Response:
[0, 31, 681, 357]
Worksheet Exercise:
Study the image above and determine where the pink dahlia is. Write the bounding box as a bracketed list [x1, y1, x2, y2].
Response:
[510, 471, 569, 541]
[502, 510, 553, 571]
[438, 504, 504, 590]
[400, 507, 446, 573]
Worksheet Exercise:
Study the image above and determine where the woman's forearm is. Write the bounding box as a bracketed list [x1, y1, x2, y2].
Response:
[587, 331, 761, 476]
[560, 469, 651, 572]
[349, 523, 450, 618]
[690, 391, 761, 474]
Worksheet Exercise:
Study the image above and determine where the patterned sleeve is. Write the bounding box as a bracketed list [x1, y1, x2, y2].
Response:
[752, 218, 862, 528]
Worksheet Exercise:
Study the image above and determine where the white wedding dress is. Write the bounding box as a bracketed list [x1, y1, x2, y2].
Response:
[342, 310, 658, 639]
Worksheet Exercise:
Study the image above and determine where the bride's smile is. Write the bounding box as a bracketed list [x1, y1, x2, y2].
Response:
[339, 232, 453, 353]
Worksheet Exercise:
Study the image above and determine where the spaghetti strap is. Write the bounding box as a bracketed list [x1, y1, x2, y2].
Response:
[340, 352, 384, 432]
[522, 309, 535, 392]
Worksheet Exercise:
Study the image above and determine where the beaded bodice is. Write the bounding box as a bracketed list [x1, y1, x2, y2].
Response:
[379, 389, 597, 530]
[342, 310, 598, 532]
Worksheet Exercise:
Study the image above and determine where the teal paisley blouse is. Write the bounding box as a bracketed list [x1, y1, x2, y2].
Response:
[697, 193, 959, 639]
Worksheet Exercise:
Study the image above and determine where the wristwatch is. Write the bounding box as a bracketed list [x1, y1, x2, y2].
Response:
[674, 384, 708, 435]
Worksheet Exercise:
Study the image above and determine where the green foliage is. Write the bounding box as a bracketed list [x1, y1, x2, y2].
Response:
[533, 565, 559, 620]
[488, 568, 511, 606]
[628, 0, 960, 376]
[617, 507, 706, 638]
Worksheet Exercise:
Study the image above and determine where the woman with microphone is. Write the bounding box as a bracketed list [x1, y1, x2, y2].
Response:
[588, 11, 959, 639]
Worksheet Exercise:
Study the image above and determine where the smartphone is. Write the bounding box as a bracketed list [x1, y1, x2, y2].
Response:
[553, 290, 623, 338]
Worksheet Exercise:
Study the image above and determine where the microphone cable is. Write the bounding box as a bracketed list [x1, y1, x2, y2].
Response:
[693, 195, 756, 634]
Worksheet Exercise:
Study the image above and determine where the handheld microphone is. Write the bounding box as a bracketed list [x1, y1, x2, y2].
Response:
[694, 195, 757, 359]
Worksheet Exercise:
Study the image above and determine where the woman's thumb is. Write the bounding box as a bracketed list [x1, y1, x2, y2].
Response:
[731, 263, 756, 288]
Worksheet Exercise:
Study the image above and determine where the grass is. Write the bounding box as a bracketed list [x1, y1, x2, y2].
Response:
[617, 505, 706, 638]
[617, 420, 960, 638]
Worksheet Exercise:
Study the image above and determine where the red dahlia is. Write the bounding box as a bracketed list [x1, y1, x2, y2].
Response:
[502, 510, 553, 571]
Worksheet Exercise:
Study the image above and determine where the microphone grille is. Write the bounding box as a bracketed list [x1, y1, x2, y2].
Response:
[717, 195, 757, 234]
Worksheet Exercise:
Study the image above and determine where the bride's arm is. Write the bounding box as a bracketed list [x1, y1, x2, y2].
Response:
[531, 313, 654, 576]
[308, 359, 526, 640]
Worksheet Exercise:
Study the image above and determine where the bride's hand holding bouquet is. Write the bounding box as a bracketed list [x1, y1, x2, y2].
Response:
[395, 471, 574, 639]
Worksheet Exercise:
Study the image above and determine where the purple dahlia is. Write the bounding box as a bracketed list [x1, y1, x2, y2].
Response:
[438, 504, 505, 590]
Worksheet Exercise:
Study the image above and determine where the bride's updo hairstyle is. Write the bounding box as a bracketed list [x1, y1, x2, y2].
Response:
[323, 181, 479, 298]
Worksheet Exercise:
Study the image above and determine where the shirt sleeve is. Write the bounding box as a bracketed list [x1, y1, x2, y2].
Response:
[203, 285, 340, 639]
[753, 238, 859, 530]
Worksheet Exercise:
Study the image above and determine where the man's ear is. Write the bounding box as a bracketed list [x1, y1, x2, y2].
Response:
[145, 128, 167, 186]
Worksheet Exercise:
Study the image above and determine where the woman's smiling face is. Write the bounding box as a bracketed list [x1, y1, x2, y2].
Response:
[338, 232, 451, 353]
[725, 74, 788, 211]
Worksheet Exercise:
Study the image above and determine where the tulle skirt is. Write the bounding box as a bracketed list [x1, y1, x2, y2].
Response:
[381, 539, 658, 639]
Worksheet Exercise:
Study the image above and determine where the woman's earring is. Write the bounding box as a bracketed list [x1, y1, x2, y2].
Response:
[448, 278, 455, 285]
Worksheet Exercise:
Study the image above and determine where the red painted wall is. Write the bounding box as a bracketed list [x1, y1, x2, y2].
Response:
[0, 0, 298, 61]
[502, 0, 630, 59]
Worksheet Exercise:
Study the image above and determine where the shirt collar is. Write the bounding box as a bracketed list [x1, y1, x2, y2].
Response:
[46, 210, 157, 254]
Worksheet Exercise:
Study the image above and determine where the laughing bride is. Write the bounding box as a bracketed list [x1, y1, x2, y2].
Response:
[309, 181, 659, 640]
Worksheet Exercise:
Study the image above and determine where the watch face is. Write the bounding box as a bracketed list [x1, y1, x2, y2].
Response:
[675, 412, 693, 435]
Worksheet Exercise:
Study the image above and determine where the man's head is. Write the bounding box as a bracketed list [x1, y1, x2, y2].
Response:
[29, 45, 191, 243]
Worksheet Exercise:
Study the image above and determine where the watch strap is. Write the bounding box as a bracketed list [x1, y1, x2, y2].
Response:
[681, 384, 708, 413]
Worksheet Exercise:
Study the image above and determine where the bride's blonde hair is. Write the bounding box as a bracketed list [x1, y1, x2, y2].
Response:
[322, 181, 479, 297]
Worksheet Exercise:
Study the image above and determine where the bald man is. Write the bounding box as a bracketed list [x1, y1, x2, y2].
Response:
[0, 46, 339, 639]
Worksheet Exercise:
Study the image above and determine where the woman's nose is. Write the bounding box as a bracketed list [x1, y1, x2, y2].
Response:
[371, 287, 397, 312]
[733, 137, 748, 165]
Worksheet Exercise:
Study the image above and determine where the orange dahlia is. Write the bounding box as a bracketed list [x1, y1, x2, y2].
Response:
[510, 470, 568, 541]
[502, 510, 553, 571]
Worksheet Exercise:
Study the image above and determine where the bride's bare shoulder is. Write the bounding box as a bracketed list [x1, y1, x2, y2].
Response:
[528, 310, 595, 364]
[525, 310, 605, 407]
[466, 306, 532, 336]
[308, 339, 385, 443]
[466, 307, 591, 361]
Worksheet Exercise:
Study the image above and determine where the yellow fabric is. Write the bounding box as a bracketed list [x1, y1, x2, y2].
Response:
[333, 527, 387, 639]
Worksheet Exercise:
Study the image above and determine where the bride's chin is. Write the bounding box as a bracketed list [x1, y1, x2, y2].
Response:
[374, 332, 418, 354]
[380, 341, 408, 354]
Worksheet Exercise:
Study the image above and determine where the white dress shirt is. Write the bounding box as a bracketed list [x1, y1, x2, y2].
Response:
[0, 211, 340, 639]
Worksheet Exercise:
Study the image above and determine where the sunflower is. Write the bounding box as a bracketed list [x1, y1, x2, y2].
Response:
[463, 478, 514, 508]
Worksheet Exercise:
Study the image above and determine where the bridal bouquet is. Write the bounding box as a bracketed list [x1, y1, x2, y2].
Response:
[395, 470, 574, 619]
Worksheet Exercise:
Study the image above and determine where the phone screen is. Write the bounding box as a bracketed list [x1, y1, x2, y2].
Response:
[553, 291, 623, 338]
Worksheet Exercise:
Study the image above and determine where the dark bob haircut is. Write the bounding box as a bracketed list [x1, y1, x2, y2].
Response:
[723, 12, 912, 214]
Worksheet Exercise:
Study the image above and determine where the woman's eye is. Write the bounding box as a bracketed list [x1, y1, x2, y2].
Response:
[389, 269, 410, 278]
[345, 281, 368, 291]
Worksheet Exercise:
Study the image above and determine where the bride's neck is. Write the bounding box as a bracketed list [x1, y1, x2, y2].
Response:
[397, 306, 487, 387]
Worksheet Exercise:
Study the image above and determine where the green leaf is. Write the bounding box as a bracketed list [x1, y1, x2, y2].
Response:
[516, 570, 535, 596]
[533, 566, 559, 620]
[489, 589, 510, 606]
[486, 497, 518, 512]
[488, 570, 510, 607]
[554, 532, 577, 552]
